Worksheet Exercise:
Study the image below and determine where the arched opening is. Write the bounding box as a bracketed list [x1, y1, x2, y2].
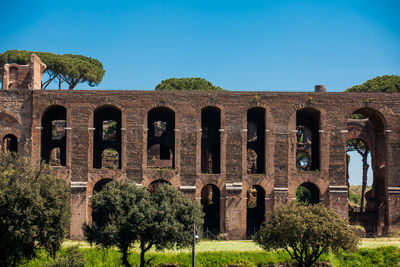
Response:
[296, 108, 320, 171]
[347, 108, 387, 234]
[148, 179, 171, 193]
[201, 107, 221, 174]
[101, 148, 119, 169]
[93, 178, 113, 193]
[9, 66, 18, 80]
[41, 106, 66, 166]
[147, 107, 175, 168]
[246, 185, 265, 238]
[296, 182, 320, 204]
[247, 108, 265, 174]
[2, 134, 17, 153]
[93, 106, 121, 169]
[201, 184, 220, 237]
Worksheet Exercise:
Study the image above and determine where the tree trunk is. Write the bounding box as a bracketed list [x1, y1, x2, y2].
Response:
[121, 249, 131, 267]
[360, 148, 369, 213]
[140, 241, 146, 267]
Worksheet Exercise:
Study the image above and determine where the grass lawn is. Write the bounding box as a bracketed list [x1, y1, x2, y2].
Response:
[63, 238, 400, 252]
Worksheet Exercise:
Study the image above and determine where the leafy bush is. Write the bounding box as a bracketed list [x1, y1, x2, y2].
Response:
[254, 202, 358, 267]
[45, 246, 86, 267]
[0, 153, 70, 266]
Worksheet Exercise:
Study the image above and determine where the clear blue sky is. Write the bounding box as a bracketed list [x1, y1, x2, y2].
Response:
[1, 0, 398, 185]
[1, 0, 399, 91]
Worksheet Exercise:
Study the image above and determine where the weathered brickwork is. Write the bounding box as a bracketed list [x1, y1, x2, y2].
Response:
[1, 89, 400, 239]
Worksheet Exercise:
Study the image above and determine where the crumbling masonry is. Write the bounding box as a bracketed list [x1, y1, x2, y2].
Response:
[2, 57, 400, 239]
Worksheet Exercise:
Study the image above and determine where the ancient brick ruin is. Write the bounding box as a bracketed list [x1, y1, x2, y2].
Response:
[1, 58, 400, 240]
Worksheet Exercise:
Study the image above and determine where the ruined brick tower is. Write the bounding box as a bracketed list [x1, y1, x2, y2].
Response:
[1, 55, 400, 240]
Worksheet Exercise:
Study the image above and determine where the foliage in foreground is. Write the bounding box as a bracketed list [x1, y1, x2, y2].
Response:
[254, 202, 359, 267]
[155, 77, 225, 91]
[0, 153, 71, 266]
[21, 246, 400, 267]
[0, 49, 105, 89]
[84, 181, 203, 267]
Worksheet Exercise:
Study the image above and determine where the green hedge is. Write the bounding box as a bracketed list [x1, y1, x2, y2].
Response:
[21, 246, 400, 267]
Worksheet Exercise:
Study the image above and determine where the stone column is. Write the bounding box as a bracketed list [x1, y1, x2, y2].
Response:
[225, 183, 244, 239]
[70, 181, 88, 240]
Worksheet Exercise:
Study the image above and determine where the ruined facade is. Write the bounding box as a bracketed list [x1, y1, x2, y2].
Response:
[2, 61, 400, 240]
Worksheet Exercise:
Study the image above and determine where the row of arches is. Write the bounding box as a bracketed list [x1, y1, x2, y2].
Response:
[39, 105, 268, 173]
[91, 178, 321, 238]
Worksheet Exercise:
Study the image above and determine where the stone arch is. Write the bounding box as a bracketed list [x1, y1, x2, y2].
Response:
[246, 185, 265, 238]
[247, 107, 265, 174]
[93, 105, 121, 169]
[296, 107, 320, 171]
[201, 183, 221, 236]
[148, 179, 171, 193]
[296, 182, 320, 204]
[147, 107, 175, 168]
[346, 107, 388, 235]
[201, 106, 221, 174]
[93, 178, 113, 193]
[2, 134, 18, 153]
[41, 105, 66, 166]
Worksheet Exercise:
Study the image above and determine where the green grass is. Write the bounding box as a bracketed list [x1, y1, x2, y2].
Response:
[21, 239, 400, 267]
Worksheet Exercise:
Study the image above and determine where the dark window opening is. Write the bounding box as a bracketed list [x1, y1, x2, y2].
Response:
[41, 106, 66, 166]
[3, 134, 17, 153]
[247, 108, 265, 174]
[201, 107, 221, 174]
[246, 185, 265, 238]
[93, 178, 113, 193]
[296, 182, 320, 204]
[93, 107, 121, 169]
[296, 108, 320, 171]
[9, 67, 18, 80]
[147, 107, 175, 168]
[201, 184, 220, 236]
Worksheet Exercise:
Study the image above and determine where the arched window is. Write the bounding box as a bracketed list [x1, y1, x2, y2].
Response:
[148, 179, 171, 193]
[201, 184, 220, 236]
[246, 185, 265, 238]
[93, 178, 113, 193]
[296, 182, 320, 204]
[201, 107, 221, 174]
[147, 107, 175, 168]
[247, 108, 265, 174]
[2, 134, 18, 153]
[296, 108, 320, 171]
[41, 106, 66, 166]
[93, 106, 121, 169]
[347, 108, 387, 234]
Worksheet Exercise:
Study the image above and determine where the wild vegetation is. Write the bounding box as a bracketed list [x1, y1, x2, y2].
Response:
[0, 152, 70, 266]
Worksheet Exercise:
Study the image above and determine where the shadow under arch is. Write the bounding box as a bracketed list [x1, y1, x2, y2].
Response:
[93, 178, 113, 193]
[93, 105, 121, 169]
[246, 185, 265, 238]
[3, 134, 18, 153]
[41, 105, 66, 166]
[201, 184, 220, 237]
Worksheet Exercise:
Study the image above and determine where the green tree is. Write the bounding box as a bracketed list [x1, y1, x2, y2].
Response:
[0, 153, 70, 266]
[0, 49, 105, 90]
[254, 202, 358, 267]
[345, 75, 400, 92]
[84, 181, 203, 267]
[155, 77, 225, 91]
[296, 185, 312, 203]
